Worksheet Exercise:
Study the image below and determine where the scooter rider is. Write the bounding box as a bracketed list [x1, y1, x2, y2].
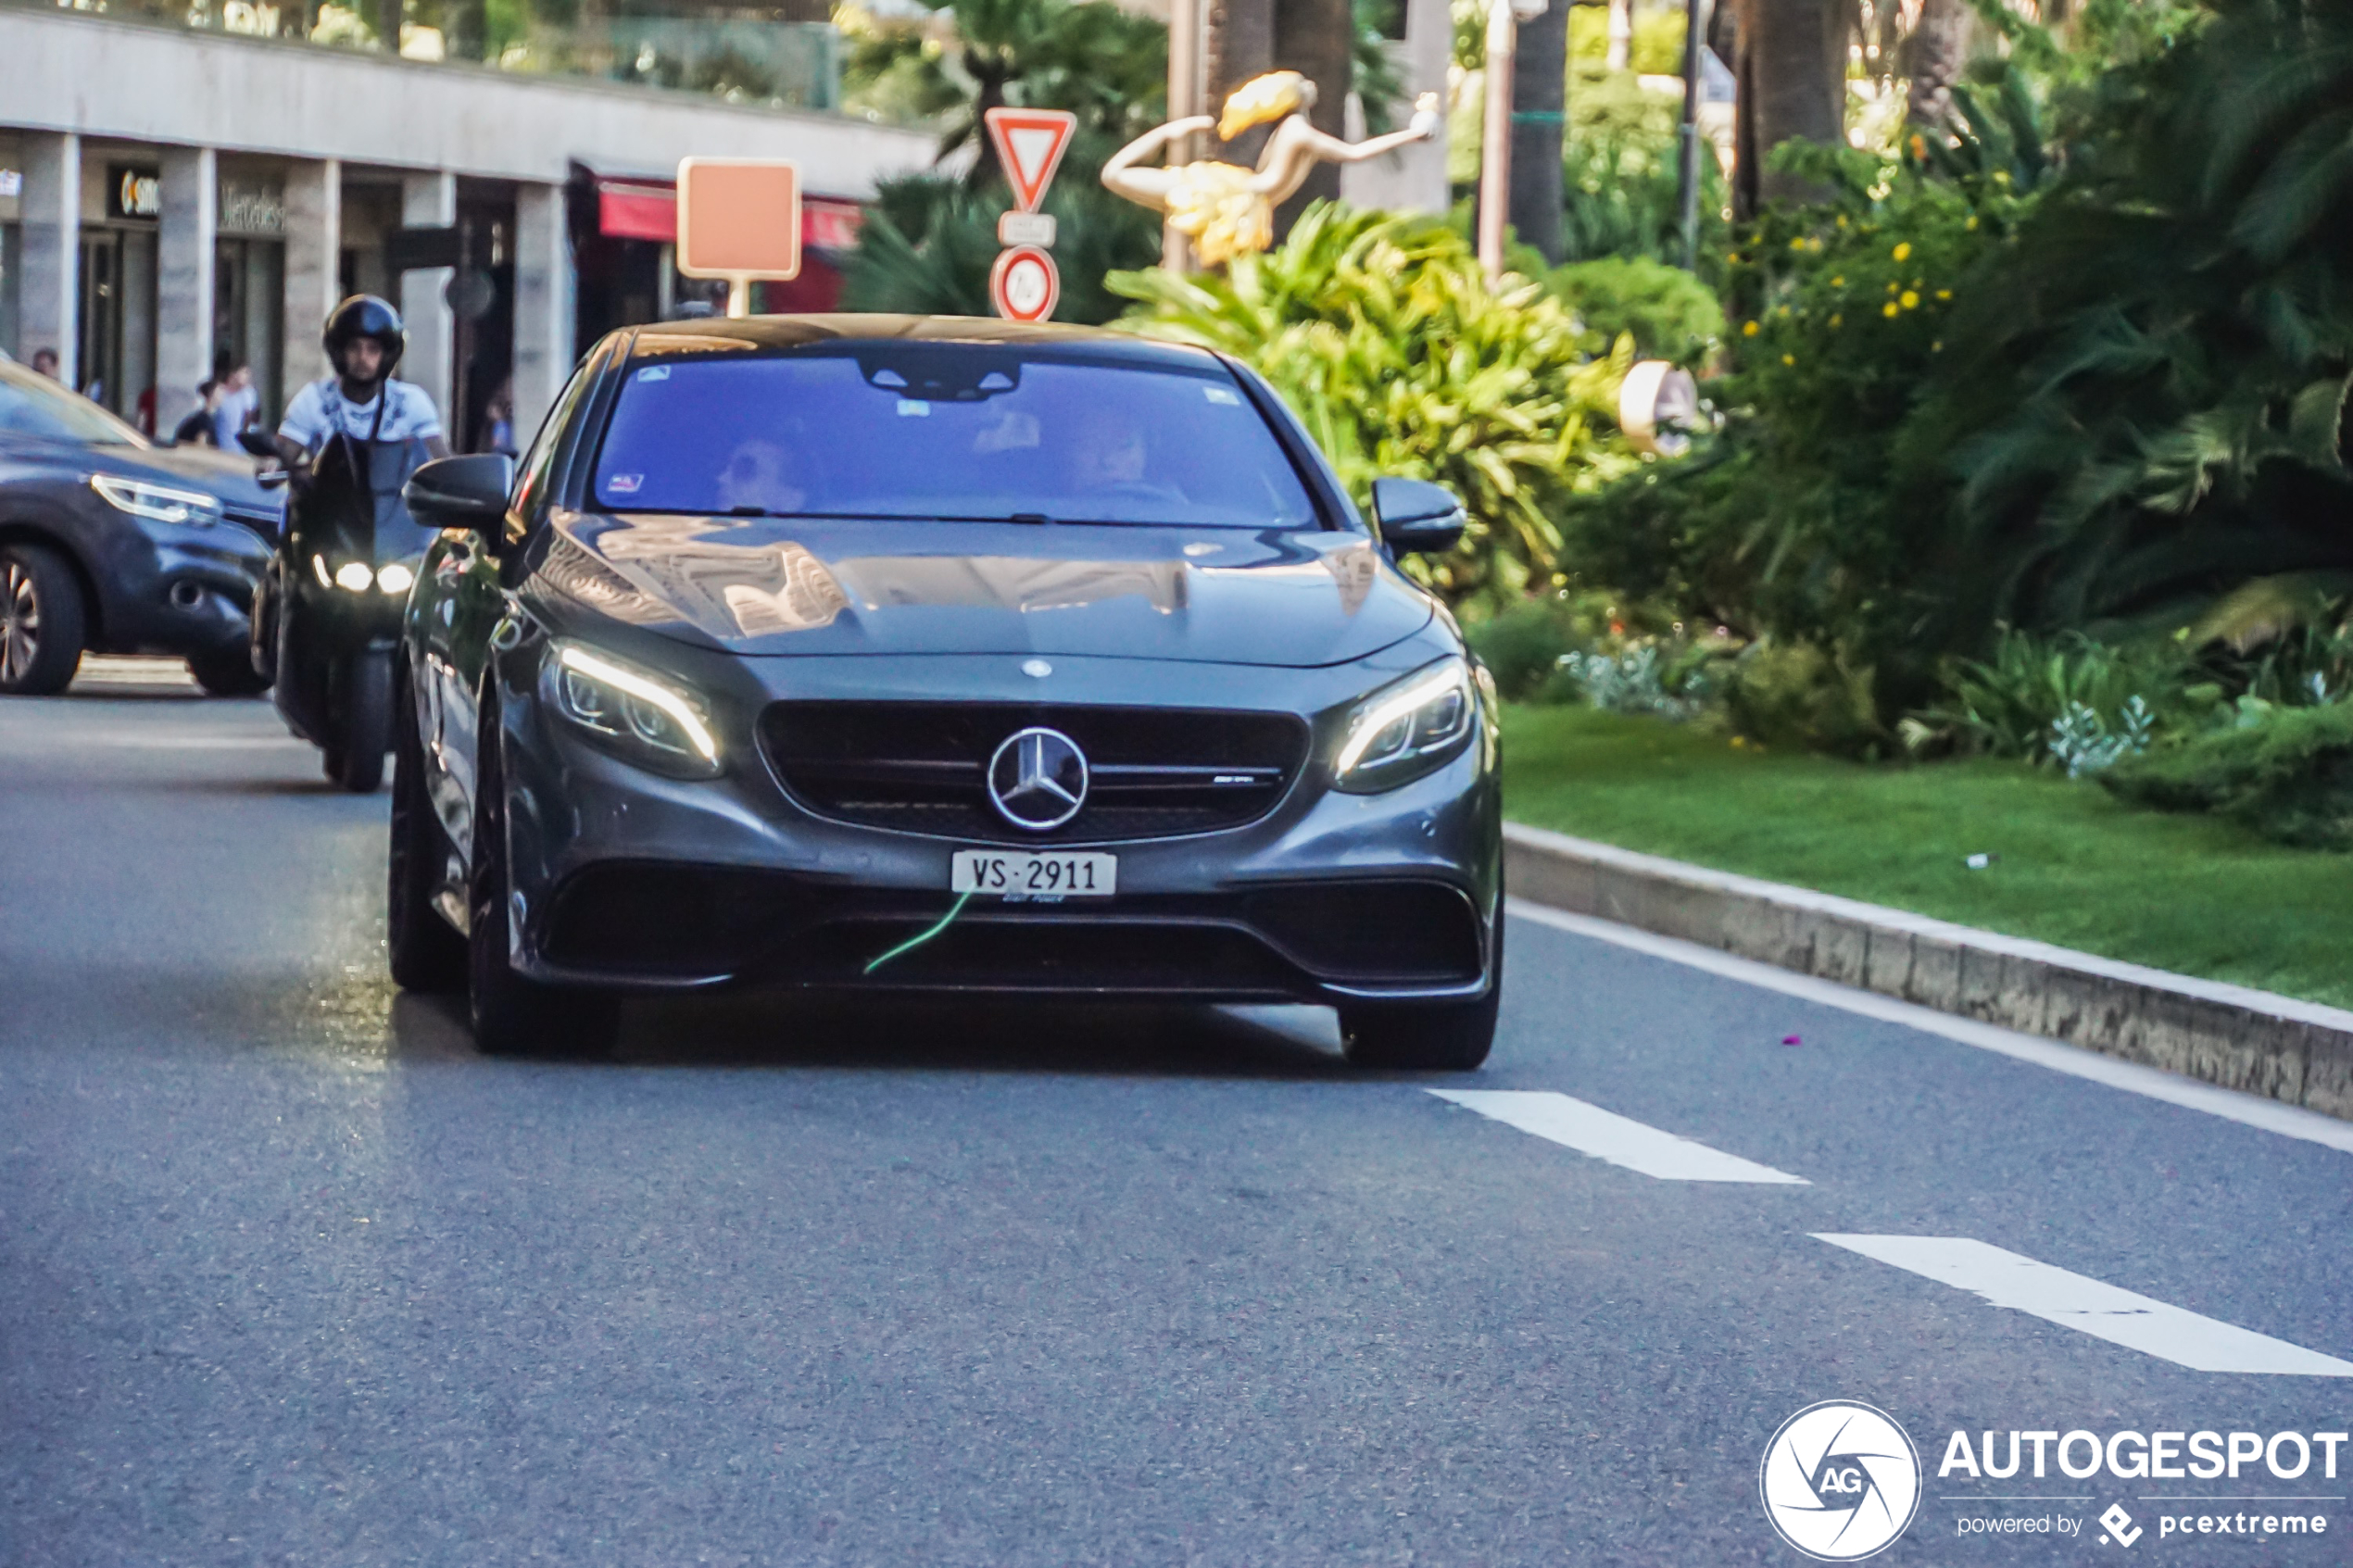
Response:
[274, 295, 450, 478]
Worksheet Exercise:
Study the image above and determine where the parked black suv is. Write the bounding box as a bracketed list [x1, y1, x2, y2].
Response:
[0, 358, 281, 696]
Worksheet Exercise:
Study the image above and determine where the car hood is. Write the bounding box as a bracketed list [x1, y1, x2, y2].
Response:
[535, 513, 1435, 668]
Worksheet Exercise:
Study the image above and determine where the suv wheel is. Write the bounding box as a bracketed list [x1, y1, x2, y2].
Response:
[0, 544, 86, 696]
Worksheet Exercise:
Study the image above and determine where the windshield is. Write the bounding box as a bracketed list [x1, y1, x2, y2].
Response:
[0, 360, 146, 446]
[590, 347, 1321, 528]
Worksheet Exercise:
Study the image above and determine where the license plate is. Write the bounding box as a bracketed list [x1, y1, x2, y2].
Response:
[950, 849, 1117, 899]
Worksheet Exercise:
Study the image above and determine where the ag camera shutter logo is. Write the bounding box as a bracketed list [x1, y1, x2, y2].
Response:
[1760, 1400, 1923, 1560]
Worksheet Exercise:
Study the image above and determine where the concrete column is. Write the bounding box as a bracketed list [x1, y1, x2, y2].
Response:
[156, 144, 219, 432]
[510, 182, 575, 449]
[281, 157, 343, 406]
[398, 170, 456, 422]
[17, 132, 81, 388]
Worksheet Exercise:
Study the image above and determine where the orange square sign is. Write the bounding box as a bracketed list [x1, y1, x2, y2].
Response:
[675, 158, 801, 281]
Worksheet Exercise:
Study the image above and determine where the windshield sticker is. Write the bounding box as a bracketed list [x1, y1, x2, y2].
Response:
[635, 366, 671, 383]
[607, 473, 643, 495]
[897, 399, 931, 417]
[1203, 385, 1242, 406]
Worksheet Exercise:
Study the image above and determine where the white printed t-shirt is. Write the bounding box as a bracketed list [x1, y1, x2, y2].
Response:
[278, 378, 444, 453]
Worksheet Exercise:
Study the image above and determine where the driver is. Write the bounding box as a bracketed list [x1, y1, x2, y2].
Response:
[274, 295, 449, 480]
[1061, 402, 1182, 508]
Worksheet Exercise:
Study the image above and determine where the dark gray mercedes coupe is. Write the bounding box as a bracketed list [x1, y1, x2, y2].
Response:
[392, 316, 1502, 1067]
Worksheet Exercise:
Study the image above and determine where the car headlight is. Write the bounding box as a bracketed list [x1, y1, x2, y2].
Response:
[91, 474, 222, 526]
[1332, 655, 1478, 793]
[544, 639, 722, 776]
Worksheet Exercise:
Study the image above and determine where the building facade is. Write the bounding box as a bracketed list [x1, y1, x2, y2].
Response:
[0, 6, 937, 450]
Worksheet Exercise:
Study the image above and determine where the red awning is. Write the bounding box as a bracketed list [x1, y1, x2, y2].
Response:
[595, 177, 864, 251]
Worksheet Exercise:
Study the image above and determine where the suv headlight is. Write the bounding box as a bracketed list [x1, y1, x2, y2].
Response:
[92, 474, 222, 526]
[1332, 656, 1478, 793]
[544, 639, 722, 777]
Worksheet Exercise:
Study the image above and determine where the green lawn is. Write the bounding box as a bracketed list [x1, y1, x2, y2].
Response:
[1502, 704, 2353, 1011]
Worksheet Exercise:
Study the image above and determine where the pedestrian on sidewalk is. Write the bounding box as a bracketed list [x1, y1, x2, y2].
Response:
[172, 380, 223, 446]
[210, 355, 258, 450]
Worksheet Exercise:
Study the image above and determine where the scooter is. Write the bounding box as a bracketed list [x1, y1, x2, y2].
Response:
[239, 427, 434, 793]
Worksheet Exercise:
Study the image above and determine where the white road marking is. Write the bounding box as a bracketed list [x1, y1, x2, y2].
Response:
[1429, 1088, 1810, 1184]
[1508, 899, 2353, 1158]
[1815, 1235, 2353, 1375]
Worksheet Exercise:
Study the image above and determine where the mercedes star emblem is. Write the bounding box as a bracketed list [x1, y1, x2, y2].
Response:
[987, 726, 1088, 832]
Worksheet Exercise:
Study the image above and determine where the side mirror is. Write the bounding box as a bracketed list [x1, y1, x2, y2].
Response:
[405, 454, 514, 532]
[235, 429, 278, 459]
[1370, 477, 1466, 557]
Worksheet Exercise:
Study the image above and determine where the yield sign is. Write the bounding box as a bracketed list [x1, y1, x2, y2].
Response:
[984, 107, 1077, 214]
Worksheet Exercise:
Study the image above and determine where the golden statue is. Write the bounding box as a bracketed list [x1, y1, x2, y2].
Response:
[1101, 73, 1441, 266]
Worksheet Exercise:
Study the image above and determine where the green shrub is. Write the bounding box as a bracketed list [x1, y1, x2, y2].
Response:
[1718, 640, 1890, 757]
[1110, 203, 1640, 614]
[1543, 256, 1723, 366]
[2100, 703, 2353, 848]
[1907, 629, 2199, 760]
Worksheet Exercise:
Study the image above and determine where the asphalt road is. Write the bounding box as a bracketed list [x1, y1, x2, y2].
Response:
[5, 668, 2349, 1567]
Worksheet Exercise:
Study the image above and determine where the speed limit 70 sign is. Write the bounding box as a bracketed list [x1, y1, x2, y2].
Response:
[988, 245, 1061, 323]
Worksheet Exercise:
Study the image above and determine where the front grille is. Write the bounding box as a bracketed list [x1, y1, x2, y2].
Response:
[536, 863, 1483, 994]
[760, 701, 1311, 844]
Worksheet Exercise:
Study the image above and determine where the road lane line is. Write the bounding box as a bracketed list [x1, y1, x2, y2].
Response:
[1429, 1089, 1810, 1184]
[1508, 899, 2353, 1158]
[1814, 1234, 2353, 1375]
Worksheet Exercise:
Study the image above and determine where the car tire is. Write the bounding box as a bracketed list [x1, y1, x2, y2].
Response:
[188, 646, 272, 697]
[332, 650, 389, 794]
[0, 543, 87, 696]
[1339, 903, 1504, 1072]
[388, 666, 467, 992]
[468, 697, 618, 1057]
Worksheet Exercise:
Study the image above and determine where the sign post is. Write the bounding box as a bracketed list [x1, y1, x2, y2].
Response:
[981, 107, 1076, 322]
[674, 157, 802, 318]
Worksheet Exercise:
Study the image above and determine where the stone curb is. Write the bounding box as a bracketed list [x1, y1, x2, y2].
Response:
[1504, 821, 2353, 1123]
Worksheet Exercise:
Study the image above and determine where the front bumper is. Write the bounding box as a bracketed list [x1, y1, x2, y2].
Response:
[491, 639, 1502, 1004]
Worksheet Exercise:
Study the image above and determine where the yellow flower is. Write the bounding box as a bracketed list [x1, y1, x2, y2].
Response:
[1900, 290, 1919, 308]
[1730, 735, 1747, 748]
[1790, 237, 1807, 251]
[1892, 242, 1912, 262]
[1931, 340, 1944, 352]
[1835, 215, 1849, 228]
[1743, 320, 1760, 337]
[1887, 282, 1900, 294]
[1830, 275, 1844, 287]
[1936, 288, 1952, 300]
[1966, 215, 1980, 231]
[1830, 313, 1843, 328]
[1882, 301, 1900, 318]
[1781, 354, 1794, 366]
[1777, 305, 1792, 317]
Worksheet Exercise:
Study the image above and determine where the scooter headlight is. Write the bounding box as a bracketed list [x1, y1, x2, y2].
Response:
[545, 639, 722, 778]
[376, 562, 416, 596]
[1332, 655, 1478, 793]
[333, 560, 374, 592]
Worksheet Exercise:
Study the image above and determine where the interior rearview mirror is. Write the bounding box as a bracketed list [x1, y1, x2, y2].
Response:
[404, 454, 514, 532]
[1370, 477, 1467, 558]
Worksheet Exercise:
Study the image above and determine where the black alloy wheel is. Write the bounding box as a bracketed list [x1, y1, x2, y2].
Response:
[0, 543, 86, 696]
[387, 659, 468, 992]
[467, 691, 618, 1057]
[1338, 903, 1504, 1072]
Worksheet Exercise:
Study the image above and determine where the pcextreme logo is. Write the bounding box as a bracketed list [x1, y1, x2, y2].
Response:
[1760, 1400, 1924, 1561]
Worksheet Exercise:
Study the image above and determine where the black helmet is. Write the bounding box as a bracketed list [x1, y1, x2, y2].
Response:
[322, 295, 405, 379]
